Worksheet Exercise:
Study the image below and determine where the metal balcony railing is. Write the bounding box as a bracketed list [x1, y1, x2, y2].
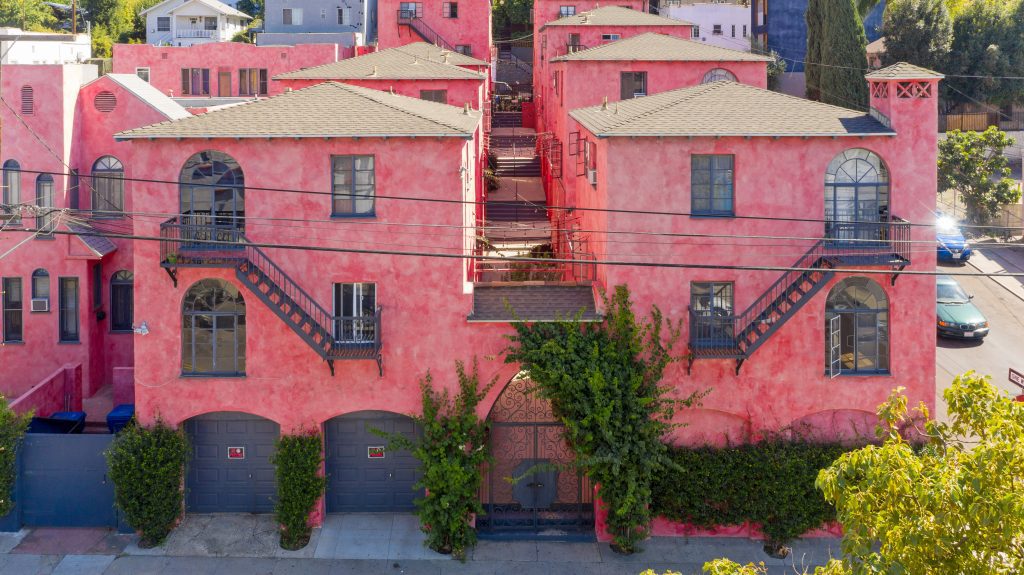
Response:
[176, 29, 215, 38]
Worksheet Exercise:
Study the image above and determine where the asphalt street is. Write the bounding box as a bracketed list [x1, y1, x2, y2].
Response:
[935, 254, 1024, 420]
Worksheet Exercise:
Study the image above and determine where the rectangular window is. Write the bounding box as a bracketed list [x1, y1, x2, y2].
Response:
[136, 67, 150, 83]
[601, 33, 620, 41]
[742, 25, 747, 37]
[620, 71, 646, 99]
[731, 24, 736, 37]
[333, 283, 376, 343]
[2, 164, 20, 225]
[59, 277, 79, 343]
[559, 5, 575, 16]
[692, 25, 700, 38]
[92, 171, 124, 216]
[712, 24, 722, 35]
[399, 2, 422, 18]
[157, 16, 170, 31]
[337, 7, 345, 24]
[283, 8, 303, 25]
[691, 154, 735, 216]
[690, 282, 734, 348]
[455, 45, 472, 56]
[92, 263, 102, 309]
[3, 278, 23, 342]
[111, 279, 133, 333]
[321, 8, 327, 19]
[331, 155, 375, 217]
[239, 68, 268, 96]
[204, 16, 217, 30]
[181, 68, 210, 96]
[69, 169, 79, 211]
[443, 2, 458, 17]
[419, 89, 448, 104]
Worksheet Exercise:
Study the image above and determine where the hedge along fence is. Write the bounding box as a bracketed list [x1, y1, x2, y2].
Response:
[0, 396, 31, 518]
[650, 440, 854, 549]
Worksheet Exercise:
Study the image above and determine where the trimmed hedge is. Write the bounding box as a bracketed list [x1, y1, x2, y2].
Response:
[651, 440, 852, 547]
[271, 432, 326, 550]
[0, 397, 30, 518]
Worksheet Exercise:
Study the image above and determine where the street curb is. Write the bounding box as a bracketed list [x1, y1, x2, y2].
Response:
[967, 248, 1024, 304]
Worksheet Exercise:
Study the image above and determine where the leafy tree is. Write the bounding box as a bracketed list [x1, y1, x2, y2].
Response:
[752, 39, 788, 91]
[506, 285, 703, 553]
[943, 0, 1015, 110]
[0, 0, 56, 31]
[705, 372, 1024, 575]
[818, 0, 870, 109]
[492, 0, 531, 35]
[805, 0, 825, 101]
[236, 0, 263, 19]
[855, 0, 882, 19]
[881, 0, 953, 71]
[0, 397, 30, 518]
[938, 126, 1021, 225]
[90, 23, 113, 58]
[373, 361, 494, 560]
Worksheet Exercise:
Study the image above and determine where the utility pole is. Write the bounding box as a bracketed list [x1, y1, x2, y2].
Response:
[72, 0, 77, 35]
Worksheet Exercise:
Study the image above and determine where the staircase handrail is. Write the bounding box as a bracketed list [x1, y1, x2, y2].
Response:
[396, 10, 456, 52]
[734, 239, 831, 333]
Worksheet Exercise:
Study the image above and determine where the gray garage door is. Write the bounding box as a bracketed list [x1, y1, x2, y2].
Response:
[325, 411, 422, 512]
[20, 434, 117, 527]
[184, 412, 279, 513]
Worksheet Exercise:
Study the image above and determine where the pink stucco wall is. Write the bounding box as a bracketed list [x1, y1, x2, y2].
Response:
[9, 364, 83, 417]
[533, 0, 648, 34]
[277, 77, 485, 110]
[377, 0, 493, 62]
[112, 43, 342, 98]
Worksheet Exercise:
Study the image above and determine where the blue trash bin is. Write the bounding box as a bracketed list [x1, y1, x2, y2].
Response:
[106, 404, 135, 434]
[29, 411, 86, 434]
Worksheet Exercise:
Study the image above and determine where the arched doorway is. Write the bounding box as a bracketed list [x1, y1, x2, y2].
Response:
[825, 277, 890, 376]
[824, 149, 889, 246]
[183, 412, 279, 513]
[323, 411, 422, 512]
[478, 375, 593, 537]
[179, 150, 245, 247]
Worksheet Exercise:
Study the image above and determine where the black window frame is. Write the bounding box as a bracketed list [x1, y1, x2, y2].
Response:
[419, 89, 448, 104]
[601, 33, 620, 41]
[690, 281, 734, 349]
[442, 1, 458, 17]
[110, 270, 133, 333]
[333, 282, 377, 343]
[620, 71, 647, 99]
[91, 155, 125, 217]
[2, 159, 21, 224]
[712, 24, 723, 35]
[3, 277, 23, 343]
[35, 173, 54, 238]
[331, 155, 376, 217]
[239, 68, 268, 96]
[181, 68, 211, 96]
[825, 277, 890, 376]
[58, 277, 79, 343]
[182, 279, 246, 376]
[337, 7, 346, 24]
[559, 5, 576, 16]
[691, 154, 735, 217]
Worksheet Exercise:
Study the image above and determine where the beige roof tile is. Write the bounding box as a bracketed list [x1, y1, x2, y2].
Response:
[391, 42, 488, 67]
[865, 61, 943, 80]
[570, 81, 895, 137]
[274, 43, 486, 80]
[541, 6, 690, 29]
[115, 81, 480, 139]
[551, 32, 771, 62]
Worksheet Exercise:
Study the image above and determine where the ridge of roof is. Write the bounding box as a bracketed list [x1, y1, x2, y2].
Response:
[541, 6, 690, 29]
[273, 45, 485, 80]
[115, 81, 480, 139]
[865, 61, 944, 80]
[550, 32, 772, 62]
[391, 42, 488, 66]
[569, 81, 894, 137]
[141, 0, 250, 18]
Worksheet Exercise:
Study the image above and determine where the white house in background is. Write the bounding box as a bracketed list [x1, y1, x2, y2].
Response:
[660, 0, 751, 51]
[0, 28, 91, 63]
[141, 0, 252, 46]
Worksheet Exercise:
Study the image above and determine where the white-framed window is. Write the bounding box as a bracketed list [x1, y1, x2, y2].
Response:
[204, 16, 217, 30]
[731, 24, 736, 37]
[742, 24, 747, 37]
[712, 24, 722, 35]
[455, 44, 472, 56]
[333, 283, 376, 343]
[443, 1, 458, 17]
[559, 5, 575, 17]
[601, 33, 620, 41]
[157, 16, 170, 31]
[283, 8, 303, 25]
[337, 7, 345, 24]
[135, 67, 150, 83]
[692, 25, 700, 38]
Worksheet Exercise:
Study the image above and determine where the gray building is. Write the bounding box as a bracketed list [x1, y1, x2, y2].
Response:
[257, 0, 376, 47]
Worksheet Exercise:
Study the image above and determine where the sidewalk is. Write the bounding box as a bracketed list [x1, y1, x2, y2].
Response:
[0, 514, 843, 575]
[968, 240, 1024, 302]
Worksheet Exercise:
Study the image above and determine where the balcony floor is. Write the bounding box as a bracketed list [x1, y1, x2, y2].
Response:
[468, 285, 600, 322]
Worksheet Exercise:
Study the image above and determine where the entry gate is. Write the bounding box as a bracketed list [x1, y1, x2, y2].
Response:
[478, 377, 593, 538]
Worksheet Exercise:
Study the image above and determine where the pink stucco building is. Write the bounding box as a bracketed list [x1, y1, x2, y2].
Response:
[376, 0, 493, 62]
[112, 42, 344, 99]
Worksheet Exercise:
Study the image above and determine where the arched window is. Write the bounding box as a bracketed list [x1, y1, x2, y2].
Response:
[824, 149, 889, 244]
[702, 68, 737, 84]
[31, 269, 49, 308]
[825, 277, 889, 376]
[35, 174, 54, 236]
[92, 156, 124, 217]
[180, 151, 245, 244]
[20, 85, 33, 115]
[182, 279, 246, 376]
[2, 160, 20, 223]
[111, 271, 133, 332]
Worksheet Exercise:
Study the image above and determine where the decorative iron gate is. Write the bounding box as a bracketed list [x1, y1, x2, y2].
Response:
[478, 376, 593, 537]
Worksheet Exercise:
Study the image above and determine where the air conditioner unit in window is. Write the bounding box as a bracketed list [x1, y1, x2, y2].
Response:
[586, 168, 597, 186]
[31, 298, 49, 312]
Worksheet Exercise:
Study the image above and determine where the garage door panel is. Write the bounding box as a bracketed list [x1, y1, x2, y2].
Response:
[186, 413, 279, 513]
[325, 412, 423, 513]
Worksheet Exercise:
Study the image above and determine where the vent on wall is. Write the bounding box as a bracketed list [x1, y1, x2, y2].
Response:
[94, 91, 117, 113]
[20, 85, 33, 115]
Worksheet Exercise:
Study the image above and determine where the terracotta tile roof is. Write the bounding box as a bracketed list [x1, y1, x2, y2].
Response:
[115, 81, 480, 140]
[274, 44, 486, 80]
[468, 285, 601, 322]
[865, 61, 943, 80]
[550, 32, 772, 62]
[541, 6, 690, 29]
[570, 81, 895, 137]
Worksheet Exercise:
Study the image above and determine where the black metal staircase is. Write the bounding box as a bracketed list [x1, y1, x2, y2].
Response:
[160, 217, 382, 375]
[687, 218, 912, 375]
[397, 11, 456, 52]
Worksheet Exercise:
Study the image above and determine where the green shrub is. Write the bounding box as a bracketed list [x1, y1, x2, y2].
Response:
[0, 397, 30, 518]
[374, 361, 494, 560]
[651, 440, 851, 549]
[105, 421, 189, 546]
[271, 431, 326, 550]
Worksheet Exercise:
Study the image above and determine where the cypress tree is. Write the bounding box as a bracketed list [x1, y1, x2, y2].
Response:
[805, 0, 825, 101]
[819, 0, 869, 109]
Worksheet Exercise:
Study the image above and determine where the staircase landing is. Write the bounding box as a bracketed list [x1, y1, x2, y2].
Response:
[468, 285, 600, 322]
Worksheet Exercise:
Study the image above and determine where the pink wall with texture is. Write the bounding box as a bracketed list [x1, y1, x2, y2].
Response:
[377, 0, 493, 62]
[112, 43, 342, 98]
[277, 76, 485, 110]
